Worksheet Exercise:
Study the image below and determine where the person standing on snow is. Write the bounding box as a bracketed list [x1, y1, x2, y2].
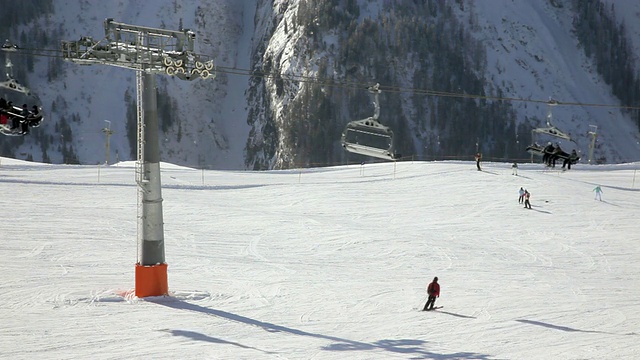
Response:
[475, 153, 482, 171]
[422, 276, 440, 311]
[512, 162, 518, 176]
[593, 185, 603, 201]
[518, 187, 525, 204]
[524, 190, 532, 209]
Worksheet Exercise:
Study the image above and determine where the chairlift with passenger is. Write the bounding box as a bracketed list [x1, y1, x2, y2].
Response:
[526, 99, 581, 164]
[0, 42, 44, 136]
[341, 83, 399, 161]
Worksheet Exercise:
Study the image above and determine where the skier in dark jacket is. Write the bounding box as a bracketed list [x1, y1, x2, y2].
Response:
[422, 276, 441, 311]
[20, 104, 29, 134]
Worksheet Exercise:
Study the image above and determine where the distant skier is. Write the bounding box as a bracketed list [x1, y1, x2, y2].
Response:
[512, 162, 518, 176]
[518, 187, 525, 204]
[422, 276, 440, 311]
[475, 153, 482, 171]
[524, 190, 531, 209]
[593, 185, 603, 201]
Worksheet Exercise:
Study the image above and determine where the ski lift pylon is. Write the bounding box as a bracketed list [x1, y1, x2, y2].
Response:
[341, 83, 399, 161]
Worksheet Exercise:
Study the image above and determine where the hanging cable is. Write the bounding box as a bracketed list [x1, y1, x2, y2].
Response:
[9, 46, 640, 111]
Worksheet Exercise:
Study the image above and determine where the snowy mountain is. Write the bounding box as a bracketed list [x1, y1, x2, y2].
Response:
[2, 0, 254, 169]
[2, 0, 640, 169]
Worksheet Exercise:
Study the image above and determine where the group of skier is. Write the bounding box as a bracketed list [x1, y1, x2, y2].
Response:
[518, 187, 532, 209]
[541, 142, 579, 170]
[516, 185, 602, 210]
[0, 98, 41, 135]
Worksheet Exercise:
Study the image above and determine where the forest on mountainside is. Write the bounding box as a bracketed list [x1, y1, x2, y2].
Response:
[264, 0, 520, 168]
[0, 0, 77, 163]
[572, 0, 640, 130]
[247, 0, 640, 168]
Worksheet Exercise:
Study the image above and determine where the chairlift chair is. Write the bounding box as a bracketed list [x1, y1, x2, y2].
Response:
[341, 119, 398, 161]
[0, 48, 44, 136]
[341, 83, 399, 161]
[0, 82, 43, 136]
[0, 101, 44, 136]
[527, 99, 576, 161]
[0, 54, 31, 95]
[0, 78, 31, 95]
[532, 99, 572, 141]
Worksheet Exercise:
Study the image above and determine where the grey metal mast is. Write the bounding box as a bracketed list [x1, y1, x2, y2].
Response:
[62, 19, 215, 297]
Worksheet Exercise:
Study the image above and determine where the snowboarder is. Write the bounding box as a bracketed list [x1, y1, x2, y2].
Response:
[512, 162, 518, 175]
[422, 276, 440, 311]
[593, 185, 603, 201]
[518, 187, 525, 204]
[475, 153, 482, 171]
[524, 190, 531, 209]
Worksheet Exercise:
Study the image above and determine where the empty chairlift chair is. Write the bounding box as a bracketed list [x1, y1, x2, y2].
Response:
[341, 83, 399, 161]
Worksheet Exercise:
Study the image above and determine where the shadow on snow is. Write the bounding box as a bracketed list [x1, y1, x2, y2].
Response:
[516, 319, 638, 336]
[148, 296, 494, 359]
[160, 329, 277, 355]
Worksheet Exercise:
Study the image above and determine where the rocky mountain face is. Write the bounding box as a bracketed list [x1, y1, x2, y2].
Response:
[2, 0, 639, 168]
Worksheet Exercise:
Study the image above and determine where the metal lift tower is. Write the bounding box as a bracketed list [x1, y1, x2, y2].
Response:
[62, 19, 215, 297]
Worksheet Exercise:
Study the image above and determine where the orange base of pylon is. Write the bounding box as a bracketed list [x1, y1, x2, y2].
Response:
[135, 263, 168, 298]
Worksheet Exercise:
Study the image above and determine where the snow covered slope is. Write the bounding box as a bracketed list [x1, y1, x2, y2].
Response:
[1, 156, 639, 359]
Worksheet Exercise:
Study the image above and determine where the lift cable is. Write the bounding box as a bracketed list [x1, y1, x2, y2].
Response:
[9, 45, 640, 111]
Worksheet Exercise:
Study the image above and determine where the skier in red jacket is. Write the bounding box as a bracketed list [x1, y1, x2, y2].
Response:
[422, 276, 440, 311]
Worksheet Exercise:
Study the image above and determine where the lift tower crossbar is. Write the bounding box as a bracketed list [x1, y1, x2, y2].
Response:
[62, 19, 215, 297]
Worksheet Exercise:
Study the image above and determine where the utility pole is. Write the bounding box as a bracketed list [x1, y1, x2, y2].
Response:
[102, 120, 113, 165]
[588, 125, 598, 164]
[62, 19, 215, 297]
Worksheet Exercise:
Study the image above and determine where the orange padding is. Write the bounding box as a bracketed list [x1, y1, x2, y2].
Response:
[135, 263, 168, 298]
